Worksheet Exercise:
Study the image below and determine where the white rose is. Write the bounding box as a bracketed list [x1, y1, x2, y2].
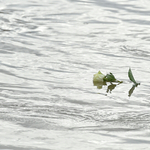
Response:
[93, 71, 105, 83]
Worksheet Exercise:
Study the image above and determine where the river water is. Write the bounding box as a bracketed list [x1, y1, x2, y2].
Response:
[0, 0, 150, 149]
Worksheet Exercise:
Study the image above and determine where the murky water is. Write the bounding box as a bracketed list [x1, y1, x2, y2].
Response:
[0, 0, 150, 149]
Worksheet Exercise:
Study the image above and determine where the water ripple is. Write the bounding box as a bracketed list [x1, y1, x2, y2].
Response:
[0, 0, 150, 149]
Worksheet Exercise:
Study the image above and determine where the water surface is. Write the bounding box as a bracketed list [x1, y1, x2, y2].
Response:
[0, 0, 150, 149]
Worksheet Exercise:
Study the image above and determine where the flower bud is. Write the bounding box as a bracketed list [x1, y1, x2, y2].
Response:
[93, 71, 105, 83]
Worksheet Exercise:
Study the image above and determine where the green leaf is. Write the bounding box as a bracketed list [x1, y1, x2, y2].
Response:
[104, 72, 116, 82]
[128, 68, 140, 86]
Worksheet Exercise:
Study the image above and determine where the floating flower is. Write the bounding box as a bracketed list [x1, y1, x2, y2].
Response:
[93, 71, 123, 83]
[93, 71, 105, 83]
[93, 68, 140, 96]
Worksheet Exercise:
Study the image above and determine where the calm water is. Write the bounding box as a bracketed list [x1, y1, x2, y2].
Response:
[0, 0, 150, 149]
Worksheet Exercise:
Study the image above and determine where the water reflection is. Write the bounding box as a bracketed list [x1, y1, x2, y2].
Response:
[93, 82, 107, 89]
[93, 82, 120, 93]
[94, 81, 140, 96]
[106, 83, 117, 93]
[128, 84, 139, 97]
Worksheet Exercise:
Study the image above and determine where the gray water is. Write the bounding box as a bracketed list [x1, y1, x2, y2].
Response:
[0, 0, 150, 149]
